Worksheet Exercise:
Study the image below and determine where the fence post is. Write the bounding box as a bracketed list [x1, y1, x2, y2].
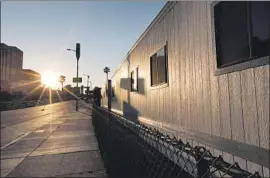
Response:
[107, 80, 112, 140]
[107, 80, 111, 112]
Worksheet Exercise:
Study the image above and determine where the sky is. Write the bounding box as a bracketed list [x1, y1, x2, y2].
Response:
[1, 1, 165, 89]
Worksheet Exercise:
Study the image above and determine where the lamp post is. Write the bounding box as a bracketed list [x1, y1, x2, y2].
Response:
[66, 43, 80, 111]
[83, 74, 90, 89]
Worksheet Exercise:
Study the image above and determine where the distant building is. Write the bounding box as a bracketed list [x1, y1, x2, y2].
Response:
[11, 69, 41, 95]
[0, 43, 41, 96]
[0, 43, 23, 92]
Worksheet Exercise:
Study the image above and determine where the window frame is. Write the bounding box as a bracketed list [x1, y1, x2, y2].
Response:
[150, 43, 168, 88]
[212, 1, 269, 75]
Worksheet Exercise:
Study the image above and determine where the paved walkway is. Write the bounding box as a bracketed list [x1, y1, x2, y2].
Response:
[1, 106, 107, 177]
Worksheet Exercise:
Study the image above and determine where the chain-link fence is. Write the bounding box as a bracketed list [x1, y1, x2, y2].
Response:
[92, 106, 262, 178]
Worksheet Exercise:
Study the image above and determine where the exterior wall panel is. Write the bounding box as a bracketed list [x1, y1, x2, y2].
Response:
[103, 2, 270, 175]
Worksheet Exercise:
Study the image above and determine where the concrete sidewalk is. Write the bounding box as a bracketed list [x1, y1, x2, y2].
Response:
[1, 107, 107, 177]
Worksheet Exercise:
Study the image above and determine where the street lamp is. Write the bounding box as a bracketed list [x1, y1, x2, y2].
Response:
[83, 74, 90, 89]
[66, 48, 76, 52]
[66, 43, 80, 111]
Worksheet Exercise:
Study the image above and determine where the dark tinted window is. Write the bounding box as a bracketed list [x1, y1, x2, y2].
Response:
[131, 68, 138, 91]
[150, 45, 168, 86]
[214, 2, 250, 67]
[214, 2, 270, 68]
[131, 71, 134, 90]
[250, 2, 270, 57]
[135, 67, 138, 90]
[150, 54, 158, 86]
[157, 46, 167, 84]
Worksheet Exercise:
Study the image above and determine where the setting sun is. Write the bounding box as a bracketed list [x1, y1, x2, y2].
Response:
[41, 70, 58, 88]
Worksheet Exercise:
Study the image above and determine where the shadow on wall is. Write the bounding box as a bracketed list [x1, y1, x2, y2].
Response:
[123, 101, 139, 124]
[120, 78, 130, 90]
[111, 94, 121, 111]
[120, 78, 145, 95]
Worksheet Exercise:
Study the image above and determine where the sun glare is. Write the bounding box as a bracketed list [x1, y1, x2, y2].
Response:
[41, 70, 58, 89]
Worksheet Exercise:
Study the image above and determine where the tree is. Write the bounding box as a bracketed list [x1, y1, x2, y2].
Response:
[58, 75, 66, 91]
[0, 91, 12, 102]
[103, 67, 110, 81]
[62, 84, 73, 100]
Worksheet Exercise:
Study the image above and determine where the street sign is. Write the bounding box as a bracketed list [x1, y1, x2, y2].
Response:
[76, 43, 80, 59]
[73, 77, 82, 83]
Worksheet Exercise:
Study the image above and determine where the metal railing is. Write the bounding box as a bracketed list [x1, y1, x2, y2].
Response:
[92, 106, 262, 178]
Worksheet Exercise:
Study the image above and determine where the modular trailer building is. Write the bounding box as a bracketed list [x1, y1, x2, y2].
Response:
[101, 1, 270, 176]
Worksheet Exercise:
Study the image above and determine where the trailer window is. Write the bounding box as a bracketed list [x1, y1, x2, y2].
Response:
[214, 1, 270, 68]
[150, 45, 168, 86]
[131, 67, 138, 91]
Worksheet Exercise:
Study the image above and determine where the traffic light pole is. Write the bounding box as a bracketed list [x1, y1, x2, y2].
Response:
[76, 58, 79, 111]
[75, 43, 80, 111]
[87, 76, 89, 89]
[66, 43, 80, 111]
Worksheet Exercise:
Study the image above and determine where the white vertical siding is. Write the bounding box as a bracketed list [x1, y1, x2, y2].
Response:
[106, 1, 269, 176]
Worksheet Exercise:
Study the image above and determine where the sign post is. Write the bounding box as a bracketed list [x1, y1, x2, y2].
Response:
[75, 43, 80, 111]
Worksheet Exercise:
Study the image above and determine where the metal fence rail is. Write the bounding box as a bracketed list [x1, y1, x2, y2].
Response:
[92, 106, 262, 178]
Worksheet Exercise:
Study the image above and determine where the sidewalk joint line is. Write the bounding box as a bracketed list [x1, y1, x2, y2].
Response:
[1, 132, 31, 150]
[4, 117, 68, 177]
[54, 168, 106, 177]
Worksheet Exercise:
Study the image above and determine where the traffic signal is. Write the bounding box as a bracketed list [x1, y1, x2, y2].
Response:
[76, 43, 80, 59]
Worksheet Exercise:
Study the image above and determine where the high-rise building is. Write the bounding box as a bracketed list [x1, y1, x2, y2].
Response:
[0, 43, 23, 92]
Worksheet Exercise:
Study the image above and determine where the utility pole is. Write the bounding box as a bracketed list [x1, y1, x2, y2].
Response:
[87, 75, 89, 89]
[83, 74, 90, 89]
[66, 43, 81, 111]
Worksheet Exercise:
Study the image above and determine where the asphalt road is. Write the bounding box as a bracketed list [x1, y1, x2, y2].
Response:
[0, 100, 106, 177]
